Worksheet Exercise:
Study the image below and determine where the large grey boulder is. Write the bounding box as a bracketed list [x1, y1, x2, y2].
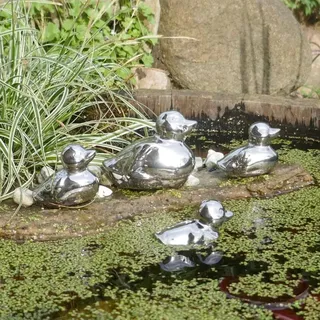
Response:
[143, 0, 161, 35]
[303, 25, 320, 89]
[158, 0, 312, 95]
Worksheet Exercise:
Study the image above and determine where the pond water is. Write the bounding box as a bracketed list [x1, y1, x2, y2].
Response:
[0, 137, 319, 320]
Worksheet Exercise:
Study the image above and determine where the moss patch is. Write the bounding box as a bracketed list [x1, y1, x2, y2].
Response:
[278, 148, 320, 180]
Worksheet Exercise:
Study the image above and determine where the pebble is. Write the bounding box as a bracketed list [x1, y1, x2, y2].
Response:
[96, 185, 113, 198]
[37, 166, 55, 184]
[205, 149, 224, 169]
[12, 187, 34, 207]
[184, 174, 200, 187]
[193, 157, 204, 171]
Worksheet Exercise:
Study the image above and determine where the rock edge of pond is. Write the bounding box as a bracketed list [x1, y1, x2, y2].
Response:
[0, 164, 314, 241]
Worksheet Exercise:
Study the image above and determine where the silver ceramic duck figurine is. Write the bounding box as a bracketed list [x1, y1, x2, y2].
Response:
[33, 144, 99, 207]
[216, 122, 280, 177]
[155, 220, 219, 247]
[102, 110, 197, 190]
[155, 200, 233, 247]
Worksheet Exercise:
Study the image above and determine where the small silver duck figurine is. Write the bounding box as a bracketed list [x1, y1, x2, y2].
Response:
[155, 200, 233, 247]
[155, 220, 219, 246]
[102, 110, 197, 190]
[33, 144, 99, 207]
[216, 122, 280, 177]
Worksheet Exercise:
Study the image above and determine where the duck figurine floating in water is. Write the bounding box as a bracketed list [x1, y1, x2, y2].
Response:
[102, 110, 197, 190]
[33, 144, 99, 207]
[155, 200, 233, 247]
[155, 219, 219, 247]
[216, 122, 280, 177]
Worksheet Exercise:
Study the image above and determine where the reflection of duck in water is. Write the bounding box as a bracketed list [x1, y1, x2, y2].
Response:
[160, 254, 195, 272]
[33, 145, 99, 207]
[160, 248, 223, 272]
[102, 111, 197, 190]
[217, 122, 280, 177]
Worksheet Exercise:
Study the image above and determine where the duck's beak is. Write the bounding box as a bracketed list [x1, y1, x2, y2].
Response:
[86, 150, 96, 162]
[183, 119, 197, 132]
[269, 128, 280, 137]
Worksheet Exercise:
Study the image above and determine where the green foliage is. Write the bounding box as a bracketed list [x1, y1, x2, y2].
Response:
[278, 148, 320, 180]
[282, 0, 319, 16]
[0, 0, 154, 200]
[26, 0, 157, 71]
[281, 0, 320, 22]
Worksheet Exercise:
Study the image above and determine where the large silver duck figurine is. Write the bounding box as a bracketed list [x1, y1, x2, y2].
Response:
[102, 110, 197, 190]
[216, 122, 280, 177]
[155, 200, 233, 247]
[33, 144, 99, 207]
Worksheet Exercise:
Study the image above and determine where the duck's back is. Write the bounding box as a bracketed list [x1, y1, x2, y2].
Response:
[217, 145, 278, 177]
[138, 138, 194, 177]
[34, 169, 99, 206]
[103, 136, 195, 189]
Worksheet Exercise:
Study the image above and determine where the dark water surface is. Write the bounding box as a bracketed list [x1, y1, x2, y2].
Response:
[52, 137, 320, 320]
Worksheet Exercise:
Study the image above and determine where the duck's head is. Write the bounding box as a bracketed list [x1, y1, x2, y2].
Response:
[198, 200, 233, 227]
[61, 144, 96, 171]
[248, 122, 280, 146]
[156, 111, 197, 141]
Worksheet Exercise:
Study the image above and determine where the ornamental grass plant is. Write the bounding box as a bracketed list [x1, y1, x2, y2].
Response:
[0, 0, 154, 201]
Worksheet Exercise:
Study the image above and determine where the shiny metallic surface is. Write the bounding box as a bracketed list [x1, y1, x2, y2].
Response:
[155, 200, 233, 247]
[217, 122, 280, 177]
[33, 145, 99, 207]
[197, 250, 223, 265]
[156, 110, 197, 141]
[156, 201, 233, 272]
[102, 111, 197, 190]
[198, 200, 234, 227]
[155, 220, 219, 246]
[160, 255, 195, 272]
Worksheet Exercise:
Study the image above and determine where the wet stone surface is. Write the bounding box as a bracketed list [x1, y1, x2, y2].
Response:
[0, 163, 314, 241]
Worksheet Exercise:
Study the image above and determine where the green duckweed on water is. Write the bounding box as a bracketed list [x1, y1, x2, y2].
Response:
[0, 144, 318, 319]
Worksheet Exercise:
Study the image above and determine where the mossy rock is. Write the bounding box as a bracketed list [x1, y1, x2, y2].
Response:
[0, 162, 314, 241]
